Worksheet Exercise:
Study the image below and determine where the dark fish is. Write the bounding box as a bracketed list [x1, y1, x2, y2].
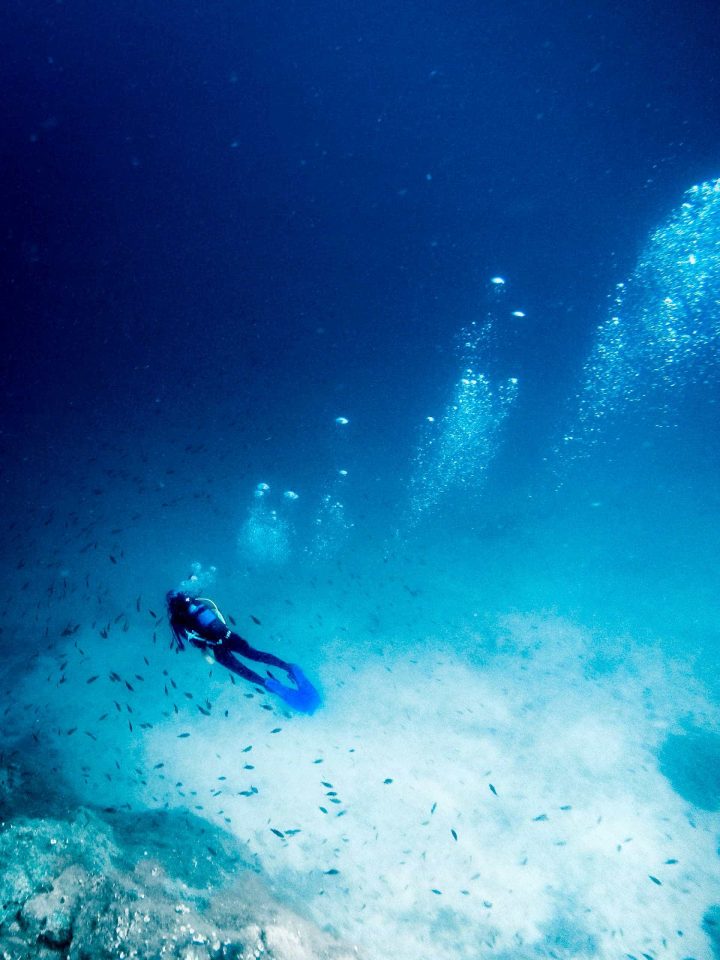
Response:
[270, 727, 282, 734]
[383, 778, 393, 784]
[242, 745, 253, 753]
[66, 727, 77, 735]
[198, 706, 210, 716]
[324, 868, 339, 875]
[664, 858, 678, 864]
[149, 609, 157, 618]
[250, 615, 261, 625]
[489, 784, 498, 796]
[451, 829, 458, 841]
[154, 762, 165, 769]
[533, 814, 548, 822]
[86, 675, 99, 684]
[228, 615, 237, 626]
[178, 732, 191, 738]
[270, 828, 285, 838]
[431, 889, 442, 895]
[109, 555, 117, 564]
[648, 875, 662, 885]
[136, 596, 141, 611]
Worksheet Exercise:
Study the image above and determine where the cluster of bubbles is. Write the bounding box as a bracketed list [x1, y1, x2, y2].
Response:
[177, 561, 217, 596]
[238, 482, 297, 566]
[565, 178, 720, 454]
[409, 278, 520, 519]
[238, 418, 354, 567]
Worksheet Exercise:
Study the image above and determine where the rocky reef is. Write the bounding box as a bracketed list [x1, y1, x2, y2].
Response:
[0, 764, 357, 960]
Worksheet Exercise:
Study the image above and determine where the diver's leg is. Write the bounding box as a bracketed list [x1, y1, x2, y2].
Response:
[225, 632, 293, 672]
[213, 647, 267, 688]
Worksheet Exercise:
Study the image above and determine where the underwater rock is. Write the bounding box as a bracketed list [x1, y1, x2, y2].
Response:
[20, 865, 92, 948]
[0, 807, 359, 960]
[658, 726, 720, 811]
[704, 905, 720, 960]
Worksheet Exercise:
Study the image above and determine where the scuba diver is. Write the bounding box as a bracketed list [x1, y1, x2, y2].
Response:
[166, 591, 320, 714]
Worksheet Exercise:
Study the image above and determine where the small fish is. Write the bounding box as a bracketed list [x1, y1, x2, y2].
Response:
[109, 555, 117, 564]
[242, 745, 253, 753]
[66, 727, 77, 736]
[431, 889, 442, 895]
[197, 706, 210, 716]
[270, 828, 285, 838]
[324, 868, 339, 875]
[149, 609, 158, 618]
[383, 778, 393, 784]
[177, 732, 191, 738]
[250, 614, 261, 625]
[533, 814, 548, 822]
[86, 675, 99, 684]
[664, 858, 678, 864]
[451, 829, 458, 841]
[153, 762, 165, 769]
[648, 875, 662, 885]
[489, 784, 498, 796]
[270, 727, 282, 734]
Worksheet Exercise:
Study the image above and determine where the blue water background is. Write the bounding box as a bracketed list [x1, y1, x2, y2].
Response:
[1, 2, 720, 957]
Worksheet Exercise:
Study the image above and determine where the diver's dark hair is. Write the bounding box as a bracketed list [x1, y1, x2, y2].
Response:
[166, 591, 187, 651]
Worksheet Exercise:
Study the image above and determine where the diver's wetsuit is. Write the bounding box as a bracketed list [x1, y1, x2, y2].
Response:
[167, 593, 292, 689]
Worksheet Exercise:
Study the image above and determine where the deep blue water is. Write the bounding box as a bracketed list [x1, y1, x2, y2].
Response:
[1, 2, 720, 958]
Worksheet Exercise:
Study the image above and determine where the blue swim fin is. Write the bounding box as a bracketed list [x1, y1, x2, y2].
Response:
[266, 665, 321, 714]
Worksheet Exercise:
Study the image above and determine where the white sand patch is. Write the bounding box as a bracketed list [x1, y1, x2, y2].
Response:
[13, 611, 720, 960]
